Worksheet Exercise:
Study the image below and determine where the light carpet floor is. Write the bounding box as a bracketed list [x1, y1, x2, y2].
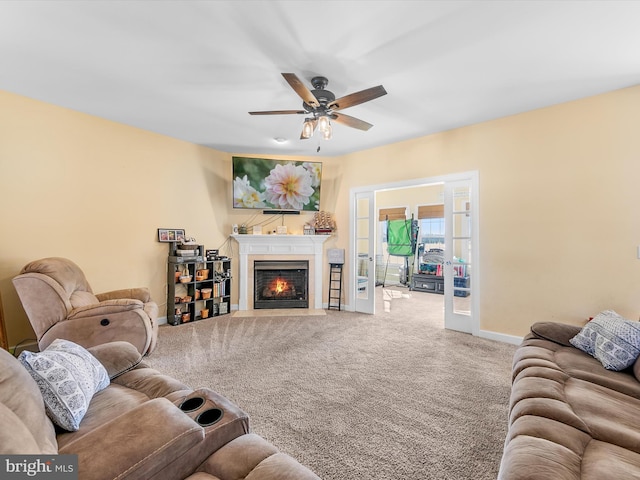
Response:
[147, 287, 517, 479]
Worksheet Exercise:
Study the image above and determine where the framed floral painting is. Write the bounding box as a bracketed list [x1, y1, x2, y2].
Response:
[232, 157, 322, 212]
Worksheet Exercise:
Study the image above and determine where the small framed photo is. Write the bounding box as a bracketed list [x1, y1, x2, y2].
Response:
[158, 228, 186, 243]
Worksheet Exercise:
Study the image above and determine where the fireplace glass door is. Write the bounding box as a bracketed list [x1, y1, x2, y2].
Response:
[254, 260, 309, 309]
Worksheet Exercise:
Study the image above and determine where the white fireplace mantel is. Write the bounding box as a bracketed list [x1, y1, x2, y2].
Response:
[231, 234, 330, 310]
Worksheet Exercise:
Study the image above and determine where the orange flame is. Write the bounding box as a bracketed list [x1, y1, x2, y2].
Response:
[274, 278, 287, 293]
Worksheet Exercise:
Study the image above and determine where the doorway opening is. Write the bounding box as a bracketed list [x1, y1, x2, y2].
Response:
[349, 171, 479, 336]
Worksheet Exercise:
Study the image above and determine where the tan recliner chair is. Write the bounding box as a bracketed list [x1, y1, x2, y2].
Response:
[12, 257, 158, 355]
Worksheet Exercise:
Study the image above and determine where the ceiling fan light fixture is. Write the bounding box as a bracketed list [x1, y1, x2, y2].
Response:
[301, 119, 314, 139]
[318, 115, 330, 133]
[249, 73, 387, 142]
[322, 123, 332, 140]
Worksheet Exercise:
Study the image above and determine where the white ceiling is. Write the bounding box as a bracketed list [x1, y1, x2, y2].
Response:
[1, 1, 639, 157]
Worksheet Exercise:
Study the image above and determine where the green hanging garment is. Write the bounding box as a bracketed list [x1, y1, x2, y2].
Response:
[387, 219, 418, 257]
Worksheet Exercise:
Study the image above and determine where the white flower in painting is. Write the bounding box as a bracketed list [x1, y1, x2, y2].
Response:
[263, 163, 314, 210]
[234, 175, 266, 208]
[303, 162, 322, 187]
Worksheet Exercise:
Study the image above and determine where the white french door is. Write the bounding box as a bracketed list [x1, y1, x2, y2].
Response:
[353, 190, 375, 314]
[443, 179, 476, 334]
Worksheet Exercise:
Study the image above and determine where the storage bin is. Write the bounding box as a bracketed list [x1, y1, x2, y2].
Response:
[454, 276, 470, 297]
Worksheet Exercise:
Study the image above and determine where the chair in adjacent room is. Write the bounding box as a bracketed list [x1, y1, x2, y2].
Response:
[12, 257, 158, 355]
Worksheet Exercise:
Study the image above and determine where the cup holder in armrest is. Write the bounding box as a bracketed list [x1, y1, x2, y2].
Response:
[196, 408, 224, 427]
[179, 396, 206, 413]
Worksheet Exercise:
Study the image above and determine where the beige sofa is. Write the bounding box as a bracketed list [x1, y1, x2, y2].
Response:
[498, 321, 640, 479]
[0, 341, 320, 480]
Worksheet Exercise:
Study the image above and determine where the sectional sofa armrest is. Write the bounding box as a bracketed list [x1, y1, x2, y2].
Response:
[529, 321, 582, 347]
[87, 341, 143, 379]
[59, 398, 204, 480]
[96, 287, 152, 303]
[112, 365, 192, 399]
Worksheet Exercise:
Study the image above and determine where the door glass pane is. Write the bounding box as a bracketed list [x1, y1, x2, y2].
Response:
[357, 197, 368, 215]
[357, 218, 369, 235]
[356, 200, 370, 302]
[357, 238, 369, 255]
[357, 254, 369, 299]
[453, 289, 471, 314]
[452, 186, 471, 315]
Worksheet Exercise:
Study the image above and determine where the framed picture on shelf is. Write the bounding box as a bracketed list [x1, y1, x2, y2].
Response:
[158, 228, 186, 243]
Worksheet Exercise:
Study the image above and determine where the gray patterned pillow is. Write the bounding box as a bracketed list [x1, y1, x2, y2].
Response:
[570, 310, 640, 371]
[19, 339, 109, 431]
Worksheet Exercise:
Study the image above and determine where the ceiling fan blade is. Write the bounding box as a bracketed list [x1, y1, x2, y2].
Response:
[328, 85, 387, 111]
[282, 73, 320, 108]
[299, 119, 318, 140]
[331, 112, 373, 131]
[249, 110, 305, 115]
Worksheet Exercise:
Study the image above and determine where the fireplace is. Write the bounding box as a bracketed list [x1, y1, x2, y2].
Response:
[232, 234, 329, 311]
[254, 260, 309, 309]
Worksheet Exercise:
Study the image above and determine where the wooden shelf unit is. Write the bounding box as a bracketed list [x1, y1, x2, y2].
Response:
[167, 243, 231, 325]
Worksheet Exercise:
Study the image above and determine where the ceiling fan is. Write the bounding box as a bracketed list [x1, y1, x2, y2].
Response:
[249, 73, 387, 140]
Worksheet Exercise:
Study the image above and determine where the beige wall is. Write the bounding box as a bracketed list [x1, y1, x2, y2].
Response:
[0, 90, 230, 345]
[1, 84, 639, 346]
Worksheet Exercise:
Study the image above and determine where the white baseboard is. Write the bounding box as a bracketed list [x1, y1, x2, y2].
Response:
[479, 329, 523, 345]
